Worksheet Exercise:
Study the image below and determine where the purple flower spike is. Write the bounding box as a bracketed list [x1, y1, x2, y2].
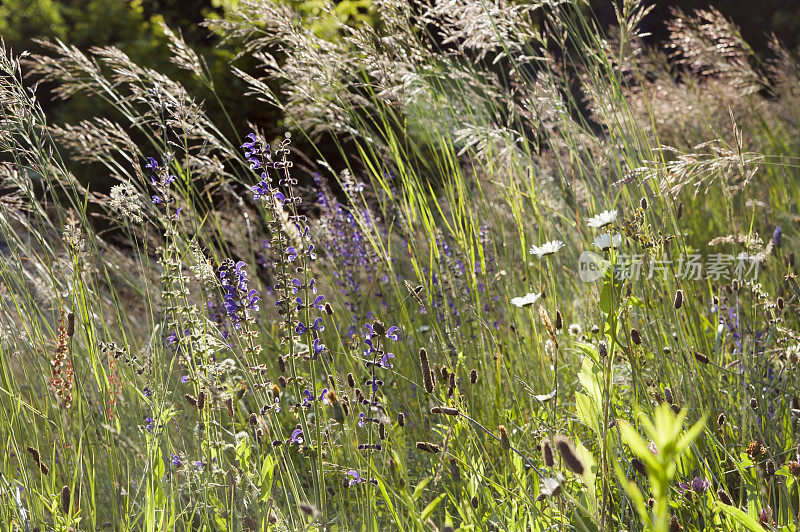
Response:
[291, 428, 304, 444]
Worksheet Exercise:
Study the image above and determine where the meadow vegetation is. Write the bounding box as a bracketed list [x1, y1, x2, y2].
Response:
[2, 0, 800, 530]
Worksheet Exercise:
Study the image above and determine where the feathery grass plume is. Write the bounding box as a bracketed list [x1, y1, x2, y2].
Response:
[673, 290, 684, 309]
[419, 348, 434, 394]
[498, 425, 511, 450]
[541, 438, 554, 467]
[630, 328, 642, 345]
[553, 435, 585, 475]
[277, 355, 286, 373]
[430, 406, 460, 416]
[60, 485, 71, 514]
[694, 351, 709, 364]
[717, 490, 733, 506]
[538, 306, 558, 347]
[415, 442, 441, 454]
[397, 413, 405, 427]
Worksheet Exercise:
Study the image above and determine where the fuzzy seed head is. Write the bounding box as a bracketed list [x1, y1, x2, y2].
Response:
[553, 435, 585, 475]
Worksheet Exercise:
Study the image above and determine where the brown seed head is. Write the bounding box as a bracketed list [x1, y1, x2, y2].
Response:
[415, 441, 441, 454]
[553, 435, 585, 475]
[541, 438, 554, 467]
[630, 328, 642, 345]
[498, 425, 511, 450]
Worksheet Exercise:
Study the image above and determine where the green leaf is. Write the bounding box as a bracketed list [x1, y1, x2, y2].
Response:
[420, 493, 446, 522]
[412, 477, 430, 502]
[716, 502, 769, 532]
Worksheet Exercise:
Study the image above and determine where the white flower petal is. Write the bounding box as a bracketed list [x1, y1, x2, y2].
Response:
[587, 209, 618, 228]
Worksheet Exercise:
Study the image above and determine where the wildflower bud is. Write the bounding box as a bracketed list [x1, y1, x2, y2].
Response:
[640, 197, 648, 210]
[717, 413, 725, 428]
[765, 459, 776, 478]
[541, 438, 554, 467]
[277, 355, 286, 373]
[60, 485, 71, 514]
[469, 369, 478, 384]
[664, 387, 674, 404]
[778, 297, 785, 310]
[347, 373, 355, 388]
[450, 458, 461, 482]
[419, 348, 434, 394]
[747, 440, 765, 458]
[717, 489, 733, 506]
[749, 398, 758, 410]
[372, 320, 386, 336]
[630, 328, 642, 345]
[415, 441, 441, 454]
[430, 406, 459, 416]
[225, 397, 234, 417]
[591, 324, 600, 334]
[598, 341, 607, 358]
[185, 394, 197, 407]
[197, 391, 206, 410]
[379, 423, 386, 440]
[324, 302, 334, 315]
[694, 351, 709, 364]
[249, 413, 258, 426]
[498, 425, 511, 450]
[470, 496, 479, 509]
[555, 311, 563, 330]
[553, 435, 585, 475]
[66, 312, 75, 337]
[631, 457, 647, 476]
[673, 290, 683, 310]
[397, 412, 405, 427]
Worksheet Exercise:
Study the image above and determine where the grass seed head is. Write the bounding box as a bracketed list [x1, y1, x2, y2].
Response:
[553, 435, 584, 475]
[541, 438, 554, 467]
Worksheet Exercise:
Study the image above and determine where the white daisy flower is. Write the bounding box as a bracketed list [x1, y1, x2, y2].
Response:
[568, 323, 582, 336]
[529, 240, 564, 258]
[510, 292, 542, 308]
[587, 209, 618, 228]
[593, 233, 622, 251]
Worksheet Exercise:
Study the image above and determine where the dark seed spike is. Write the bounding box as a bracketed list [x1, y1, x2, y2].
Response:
[541, 438, 554, 467]
[419, 348, 434, 394]
[553, 435, 585, 475]
[60, 485, 71, 514]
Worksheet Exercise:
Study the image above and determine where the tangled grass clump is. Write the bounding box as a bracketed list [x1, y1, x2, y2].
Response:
[3, 0, 800, 530]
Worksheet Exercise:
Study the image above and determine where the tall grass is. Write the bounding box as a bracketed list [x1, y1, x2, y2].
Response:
[1, 0, 800, 529]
